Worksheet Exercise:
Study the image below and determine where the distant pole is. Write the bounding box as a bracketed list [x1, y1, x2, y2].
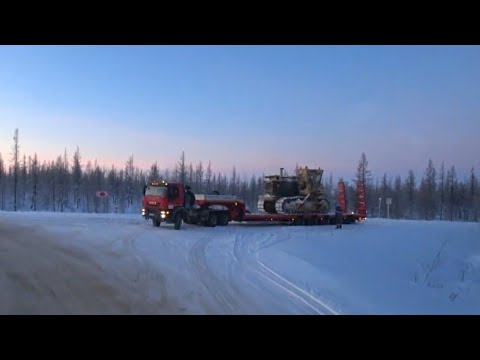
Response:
[378, 197, 382, 218]
[386, 198, 392, 219]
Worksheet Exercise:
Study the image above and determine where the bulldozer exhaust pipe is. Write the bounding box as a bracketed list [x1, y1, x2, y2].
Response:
[280, 168, 284, 178]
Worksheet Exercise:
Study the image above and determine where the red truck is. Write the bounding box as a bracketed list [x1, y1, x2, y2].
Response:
[142, 180, 246, 230]
[142, 179, 366, 230]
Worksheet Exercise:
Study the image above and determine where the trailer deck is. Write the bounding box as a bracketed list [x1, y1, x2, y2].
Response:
[243, 212, 365, 225]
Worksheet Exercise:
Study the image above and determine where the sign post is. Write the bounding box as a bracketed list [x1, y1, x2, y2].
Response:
[386, 198, 392, 219]
[378, 197, 382, 218]
[96, 191, 109, 213]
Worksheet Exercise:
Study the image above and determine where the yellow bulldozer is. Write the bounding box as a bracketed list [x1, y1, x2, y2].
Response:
[257, 166, 330, 214]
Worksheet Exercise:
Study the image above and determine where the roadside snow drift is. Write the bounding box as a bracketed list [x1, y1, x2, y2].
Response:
[257, 219, 480, 314]
[0, 211, 478, 314]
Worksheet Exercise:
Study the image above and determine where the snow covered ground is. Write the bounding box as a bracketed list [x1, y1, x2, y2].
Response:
[0, 211, 479, 314]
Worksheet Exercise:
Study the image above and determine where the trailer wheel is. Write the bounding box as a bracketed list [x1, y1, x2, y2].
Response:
[174, 214, 183, 230]
[217, 213, 229, 226]
[207, 213, 217, 227]
[152, 218, 161, 227]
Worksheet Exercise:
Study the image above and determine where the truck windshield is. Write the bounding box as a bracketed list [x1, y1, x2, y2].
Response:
[145, 186, 168, 197]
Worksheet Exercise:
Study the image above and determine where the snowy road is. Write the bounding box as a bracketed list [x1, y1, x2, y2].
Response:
[0, 213, 335, 314]
[1, 211, 479, 314]
[0, 218, 184, 314]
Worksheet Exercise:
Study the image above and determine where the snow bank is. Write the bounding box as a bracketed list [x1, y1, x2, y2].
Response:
[257, 219, 480, 314]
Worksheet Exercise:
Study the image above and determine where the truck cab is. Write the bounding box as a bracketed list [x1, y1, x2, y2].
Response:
[142, 181, 186, 229]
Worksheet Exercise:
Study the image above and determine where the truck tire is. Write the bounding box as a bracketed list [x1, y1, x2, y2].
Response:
[207, 213, 217, 227]
[217, 213, 229, 226]
[152, 218, 161, 227]
[174, 214, 182, 230]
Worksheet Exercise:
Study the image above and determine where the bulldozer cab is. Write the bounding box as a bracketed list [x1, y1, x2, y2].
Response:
[263, 175, 299, 198]
[297, 167, 324, 194]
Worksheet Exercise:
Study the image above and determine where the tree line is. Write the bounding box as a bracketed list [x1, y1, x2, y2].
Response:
[0, 129, 478, 222]
[353, 153, 478, 222]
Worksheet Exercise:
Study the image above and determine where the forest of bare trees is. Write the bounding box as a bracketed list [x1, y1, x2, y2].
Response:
[352, 154, 478, 222]
[0, 129, 478, 222]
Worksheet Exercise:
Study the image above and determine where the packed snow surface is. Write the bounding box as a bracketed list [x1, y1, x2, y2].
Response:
[1, 211, 479, 314]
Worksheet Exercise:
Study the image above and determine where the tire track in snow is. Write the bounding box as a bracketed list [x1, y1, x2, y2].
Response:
[188, 228, 338, 314]
[188, 233, 258, 314]
[232, 231, 338, 315]
[256, 259, 338, 315]
[96, 221, 174, 312]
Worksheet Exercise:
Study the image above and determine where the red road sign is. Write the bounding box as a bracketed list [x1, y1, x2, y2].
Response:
[96, 191, 109, 198]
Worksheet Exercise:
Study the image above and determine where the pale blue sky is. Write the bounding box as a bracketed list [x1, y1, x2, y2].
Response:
[0, 45, 479, 181]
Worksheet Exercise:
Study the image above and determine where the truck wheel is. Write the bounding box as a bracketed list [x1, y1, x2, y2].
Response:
[207, 213, 217, 227]
[152, 218, 161, 227]
[174, 214, 182, 230]
[217, 213, 229, 226]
